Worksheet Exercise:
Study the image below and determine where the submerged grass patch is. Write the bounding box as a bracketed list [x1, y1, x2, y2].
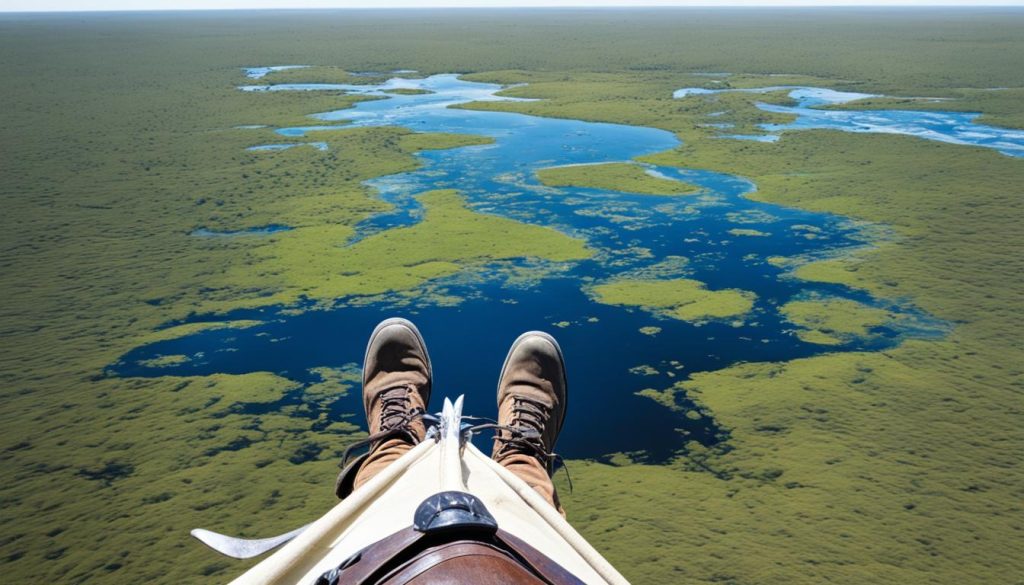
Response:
[385, 88, 432, 95]
[537, 162, 699, 196]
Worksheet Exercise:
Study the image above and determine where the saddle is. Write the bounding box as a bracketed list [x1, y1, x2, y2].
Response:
[314, 492, 585, 585]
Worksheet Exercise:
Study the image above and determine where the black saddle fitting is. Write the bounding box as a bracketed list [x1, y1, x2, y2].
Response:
[413, 491, 499, 535]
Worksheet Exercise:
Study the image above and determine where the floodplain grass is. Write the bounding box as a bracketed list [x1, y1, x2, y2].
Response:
[1, 8, 1023, 585]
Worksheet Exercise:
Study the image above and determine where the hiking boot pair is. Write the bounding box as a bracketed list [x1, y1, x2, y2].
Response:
[335, 318, 567, 514]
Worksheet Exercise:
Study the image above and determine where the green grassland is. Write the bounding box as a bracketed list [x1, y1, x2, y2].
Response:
[1, 8, 1023, 585]
[537, 162, 699, 196]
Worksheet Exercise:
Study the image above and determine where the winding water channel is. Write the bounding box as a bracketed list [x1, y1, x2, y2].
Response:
[675, 85, 1024, 156]
[111, 73, 959, 462]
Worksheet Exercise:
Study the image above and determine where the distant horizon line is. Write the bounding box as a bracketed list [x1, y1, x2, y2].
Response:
[4, 3, 1024, 12]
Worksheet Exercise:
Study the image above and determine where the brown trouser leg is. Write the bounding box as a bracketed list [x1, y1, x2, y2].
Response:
[498, 453, 566, 518]
[353, 437, 415, 490]
[354, 438, 565, 518]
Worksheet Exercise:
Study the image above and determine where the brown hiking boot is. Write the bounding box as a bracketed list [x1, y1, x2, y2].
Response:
[492, 331, 568, 514]
[335, 318, 432, 498]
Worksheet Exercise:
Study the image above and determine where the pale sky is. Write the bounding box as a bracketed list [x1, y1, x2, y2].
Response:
[2, 0, 1022, 12]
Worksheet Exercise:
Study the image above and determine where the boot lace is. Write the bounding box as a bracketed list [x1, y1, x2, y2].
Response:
[338, 384, 424, 469]
[473, 396, 572, 492]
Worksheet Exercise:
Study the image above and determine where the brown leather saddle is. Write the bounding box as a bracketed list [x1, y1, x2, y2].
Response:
[313, 491, 585, 585]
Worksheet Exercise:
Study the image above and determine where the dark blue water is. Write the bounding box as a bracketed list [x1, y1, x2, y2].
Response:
[111, 74, 946, 462]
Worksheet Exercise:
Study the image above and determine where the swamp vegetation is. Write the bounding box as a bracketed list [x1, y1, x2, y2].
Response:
[1, 8, 1022, 585]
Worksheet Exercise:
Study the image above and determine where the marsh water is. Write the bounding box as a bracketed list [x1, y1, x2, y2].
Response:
[111, 73, 952, 462]
[675, 85, 1024, 156]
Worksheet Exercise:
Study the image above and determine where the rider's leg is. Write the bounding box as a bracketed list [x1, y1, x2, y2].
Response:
[492, 331, 568, 517]
[335, 318, 432, 498]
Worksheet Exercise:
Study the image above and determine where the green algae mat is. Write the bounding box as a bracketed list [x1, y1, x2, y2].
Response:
[2, 9, 1023, 585]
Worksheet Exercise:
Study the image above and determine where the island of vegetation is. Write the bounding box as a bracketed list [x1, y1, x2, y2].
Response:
[536, 162, 699, 196]
[591, 278, 756, 321]
[226, 188, 593, 307]
[780, 296, 895, 345]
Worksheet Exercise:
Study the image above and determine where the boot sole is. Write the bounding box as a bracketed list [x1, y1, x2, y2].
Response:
[363, 317, 433, 416]
[497, 330, 568, 449]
